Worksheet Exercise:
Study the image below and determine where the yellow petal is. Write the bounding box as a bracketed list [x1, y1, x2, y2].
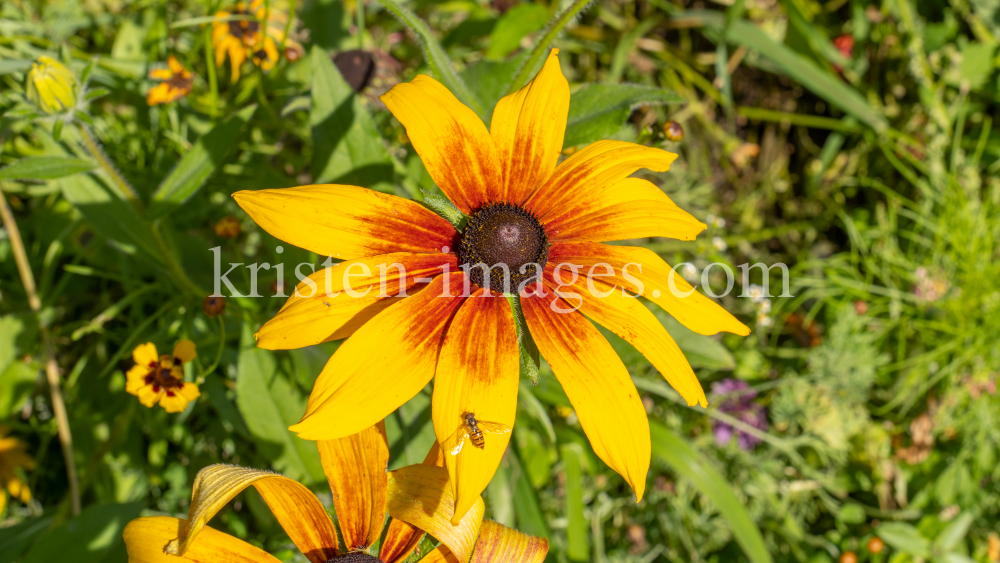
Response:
[522, 291, 650, 501]
[490, 49, 569, 205]
[257, 252, 456, 350]
[432, 291, 519, 524]
[386, 465, 484, 563]
[0, 490, 6, 515]
[525, 141, 678, 219]
[173, 339, 197, 363]
[133, 343, 158, 366]
[159, 390, 190, 413]
[136, 385, 162, 408]
[379, 75, 503, 213]
[290, 275, 468, 440]
[547, 242, 749, 336]
[178, 382, 201, 401]
[469, 520, 549, 563]
[234, 185, 456, 260]
[416, 545, 461, 563]
[168, 55, 184, 73]
[124, 516, 280, 563]
[317, 422, 388, 552]
[543, 272, 707, 407]
[126, 365, 151, 394]
[167, 464, 338, 562]
[380, 519, 425, 563]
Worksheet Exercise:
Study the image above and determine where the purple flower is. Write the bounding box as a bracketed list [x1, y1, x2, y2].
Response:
[710, 378, 768, 450]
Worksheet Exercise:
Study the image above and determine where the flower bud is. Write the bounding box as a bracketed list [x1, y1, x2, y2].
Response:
[213, 216, 242, 239]
[26, 56, 78, 114]
[867, 537, 884, 554]
[202, 295, 226, 317]
[664, 120, 684, 141]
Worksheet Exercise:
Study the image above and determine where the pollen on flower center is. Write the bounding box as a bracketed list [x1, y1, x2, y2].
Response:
[457, 202, 548, 292]
[146, 355, 186, 392]
[326, 554, 383, 563]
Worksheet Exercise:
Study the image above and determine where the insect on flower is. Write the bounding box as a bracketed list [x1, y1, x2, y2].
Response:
[443, 412, 512, 455]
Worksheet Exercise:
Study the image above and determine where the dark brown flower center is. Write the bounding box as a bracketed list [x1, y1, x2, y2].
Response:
[146, 355, 185, 393]
[457, 203, 548, 292]
[228, 13, 260, 41]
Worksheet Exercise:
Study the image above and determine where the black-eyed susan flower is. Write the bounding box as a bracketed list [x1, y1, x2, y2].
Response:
[126, 340, 200, 413]
[211, 0, 303, 82]
[0, 426, 36, 514]
[122, 423, 547, 563]
[234, 49, 749, 523]
[25, 56, 77, 114]
[147, 56, 193, 106]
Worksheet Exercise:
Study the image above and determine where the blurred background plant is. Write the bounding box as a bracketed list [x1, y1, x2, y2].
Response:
[1, 0, 999, 562]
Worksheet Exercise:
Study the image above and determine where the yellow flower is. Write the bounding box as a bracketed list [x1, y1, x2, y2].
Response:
[0, 426, 36, 514]
[234, 50, 749, 522]
[211, 0, 303, 82]
[25, 55, 78, 114]
[123, 423, 547, 563]
[147, 55, 193, 106]
[126, 340, 201, 413]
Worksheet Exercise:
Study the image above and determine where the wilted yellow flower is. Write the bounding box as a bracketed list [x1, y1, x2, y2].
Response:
[0, 426, 36, 514]
[126, 340, 201, 413]
[123, 423, 547, 562]
[211, 0, 303, 82]
[147, 55, 193, 106]
[25, 56, 78, 114]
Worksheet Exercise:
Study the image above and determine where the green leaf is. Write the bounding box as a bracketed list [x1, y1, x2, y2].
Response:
[0, 157, 95, 181]
[836, 502, 867, 524]
[508, 442, 551, 538]
[684, 10, 886, 132]
[0, 515, 53, 563]
[150, 104, 256, 217]
[459, 53, 529, 122]
[487, 3, 550, 60]
[0, 59, 32, 75]
[655, 309, 737, 370]
[420, 189, 467, 229]
[235, 324, 324, 485]
[506, 294, 540, 384]
[374, 0, 482, 114]
[563, 84, 684, 148]
[877, 522, 931, 558]
[933, 513, 975, 553]
[309, 46, 394, 191]
[958, 42, 996, 90]
[0, 362, 38, 420]
[649, 421, 773, 563]
[20, 503, 143, 563]
[561, 443, 590, 562]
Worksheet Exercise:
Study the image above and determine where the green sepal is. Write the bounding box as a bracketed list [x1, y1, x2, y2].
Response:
[419, 188, 468, 231]
[52, 119, 64, 141]
[505, 293, 541, 385]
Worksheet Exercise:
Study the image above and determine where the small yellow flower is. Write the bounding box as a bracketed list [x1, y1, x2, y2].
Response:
[25, 56, 78, 114]
[126, 340, 200, 413]
[123, 423, 547, 562]
[146, 55, 193, 106]
[0, 426, 36, 514]
[211, 0, 303, 82]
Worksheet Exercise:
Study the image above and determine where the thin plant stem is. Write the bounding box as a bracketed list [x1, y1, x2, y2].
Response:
[77, 125, 138, 201]
[204, 24, 219, 119]
[0, 191, 81, 516]
[356, 0, 365, 49]
[507, 0, 593, 94]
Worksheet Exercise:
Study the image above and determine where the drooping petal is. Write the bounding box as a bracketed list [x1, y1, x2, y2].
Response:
[379, 442, 448, 563]
[159, 390, 190, 413]
[386, 465, 484, 563]
[432, 290, 519, 524]
[522, 291, 650, 501]
[178, 382, 201, 401]
[133, 343, 158, 366]
[234, 185, 456, 260]
[173, 339, 197, 363]
[136, 385, 162, 408]
[125, 365, 150, 394]
[524, 141, 678, 219]
[542, 270, 707, 407]
[317, 422, 389, 552]
[380, 75, 503, 212]
[124, 517, 280, 563]
[167, 464, 338, 563]
[290, 274, 469, 440]
[490, 49, 569, 205]
[547, 242, 749, 336]
[257, 252, 456, 350]
[469, 520, 549, 563]
[415, 546, 461, 563]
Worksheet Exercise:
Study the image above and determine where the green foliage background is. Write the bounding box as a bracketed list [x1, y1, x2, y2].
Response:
[1, 0, 999, 561]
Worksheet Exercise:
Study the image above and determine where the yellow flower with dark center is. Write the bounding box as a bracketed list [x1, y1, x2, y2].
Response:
[126, 340, 201, 413]
[0, 426, 36, 514]
[123, 423, 547, 563]
[147, 56, 193, 106]
[234, 50, 749, 522]
[211, 0, 302, 82]
[25, 55, 77, 114]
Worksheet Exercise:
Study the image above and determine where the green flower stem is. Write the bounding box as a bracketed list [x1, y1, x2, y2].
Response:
[204, 24, 219, 119]
[0, 192, 81, 516]
[507, 0, 593, 94]
[77, 124, 139, 201]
